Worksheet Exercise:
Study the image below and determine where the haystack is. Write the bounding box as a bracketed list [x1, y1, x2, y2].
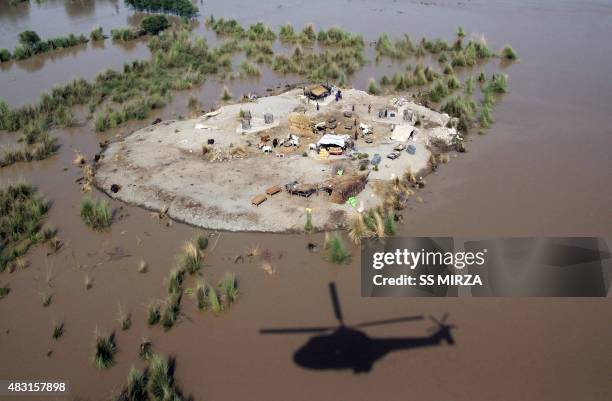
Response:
[288, 113, 312, 137]
[325, 173, 369, 204]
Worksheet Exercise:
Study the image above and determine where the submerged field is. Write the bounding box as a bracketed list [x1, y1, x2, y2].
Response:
[0, 1, 611, 401]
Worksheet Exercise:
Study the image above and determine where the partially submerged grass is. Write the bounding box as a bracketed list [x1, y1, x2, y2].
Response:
[304, 208, 314, 233]
[501, 45, 518, 60]
[196, 279, 208, 310]
[196, 234, 208, 251]
[42, 292, 52, 307]
[147, 301, 161, 326]
[0, 182, 49, 272]
[80, 197, 112, 230]
[221, 272, 239, 306]
[221, 86, 232, 101]
[167, 268, 185, 294]
[93, 330, 117, 369]
[138, 259, 148, 273]
[0, 285, 9, 300]
[161, 292, 181, 329]
[484, 73, 508, 94]
[207, 286, 222, 313]
[52, 321, 64, 340]
[324, 233, 351, 264]
[180, 242, 202, 275]
[383, 213, 397, 236]
[139, 338, 153, 361]
[116, 353, 186, 401]
[117, 304, 132, 331]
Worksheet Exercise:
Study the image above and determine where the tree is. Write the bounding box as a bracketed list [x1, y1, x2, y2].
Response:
[141, 15, 170, 35]
[18, 30, 41, 47]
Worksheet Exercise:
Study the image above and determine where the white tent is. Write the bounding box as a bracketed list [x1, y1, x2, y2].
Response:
[317, 134, 350, 148]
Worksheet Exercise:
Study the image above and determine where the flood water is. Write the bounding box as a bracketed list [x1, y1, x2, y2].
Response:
[1, 1, 611, 400]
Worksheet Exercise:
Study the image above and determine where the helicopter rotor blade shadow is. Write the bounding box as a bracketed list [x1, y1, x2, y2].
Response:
[353, 315, 424, 328]
[260, 327, 333, 335]
[329, 282, 344, 324]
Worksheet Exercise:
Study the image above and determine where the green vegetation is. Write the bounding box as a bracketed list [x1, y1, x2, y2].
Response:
[207, 286, 222, 313]
[115, 354, 186, 401]
[239, 59, 261, 77]
[125, 0, 198, 17]
[90, 26, 104, 41]
[457, 26, 466, 38]
[317, 27, 363, 47]
[196, 279, 208, 310]
[375, 33, 414, 59]
[118, 305, 132, 331]
[161, 292, 181, 329]
[479, 103, 494, 128]
[6, 30, 88, 62]
[502, 45, 518, 60]
[484, 73, 508, 94]
[0, 49, 11, 62]
[367, 79, 380, 95]
[442, 95, 476, 133]
[384, 213, 397, 236]
[428, 79, 449, 102]
[80, 198, 112, 230]
[180, 242, 202, 274]
[304, 208, 313, 232]
[147, 302, 161, 326]
[325, 233, 351, 264]
[221, 272, 238, 306]
[278, 24, 316, 46]
[93, 331, 117, 369]
[110, 28, 140, 41]
[0, 182, 49, 271]
[0, 286, 9, 300]
[141, 15, 170, 35]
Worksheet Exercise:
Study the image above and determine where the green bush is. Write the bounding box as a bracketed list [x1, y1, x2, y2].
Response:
[141, 15, 170, 35]
[125, 0, 198, 17]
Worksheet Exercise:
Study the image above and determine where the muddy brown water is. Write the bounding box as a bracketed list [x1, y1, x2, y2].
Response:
[1, 1, 611, 400]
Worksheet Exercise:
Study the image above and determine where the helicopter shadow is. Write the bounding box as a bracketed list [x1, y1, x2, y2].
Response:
[260, 282, 456, 374]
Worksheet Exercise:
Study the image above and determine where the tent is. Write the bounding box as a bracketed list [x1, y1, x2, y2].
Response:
[317, 134, 350, 149]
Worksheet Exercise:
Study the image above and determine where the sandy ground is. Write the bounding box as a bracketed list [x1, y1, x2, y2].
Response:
[95, 89, 454, 232]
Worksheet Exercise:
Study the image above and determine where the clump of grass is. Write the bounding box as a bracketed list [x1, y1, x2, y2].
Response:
[0, 182, 49, 272]
[239, 60, 261, 77]
[428, 79, 449, 102]
[465, 75, 474, 95]
[324, 233, 351, 264]
[446, 74, 461, 90]
[138, 259, 148, 273]
[80, 197, 112, 230]
[207, 286, 222, 313]
[347, 213, 372, 245]
[441, 95, 476, 133]
[384, 213, 397, 236]
[167, 267, 185, 295]
[139, 338, 153, 361]
[117, 304, 131, 331]
[180, 242, 202, 275]
[196, 279, 208, 310]
[457, 26, 465, 38]
[501, 45, 518, 60]
[52, 321, 64, 340]
[93, 330, 117, 369]
[304, 208, 314, 233]
[161, 292, 181, 329]
[484, 73, 508, 94]
[187, 95, 201, 114]
[0, 285, 10, 300]
[479, 103, 494, 128]
[42, 292, 52, 307]
[147, 302, 161, 326]
[124, 367, 147, 401]
[221, 86, 232, 101]
[90, 26, 104, 41]
[221, 272, 239, 306]
[364, 209, 386, 239]
[146, 354, 174, 400]
[84, 274, 94, 290]
[367, 79, 380, 95]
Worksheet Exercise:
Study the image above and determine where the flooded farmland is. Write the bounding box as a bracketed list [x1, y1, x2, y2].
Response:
[0, 1, 611, 401]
